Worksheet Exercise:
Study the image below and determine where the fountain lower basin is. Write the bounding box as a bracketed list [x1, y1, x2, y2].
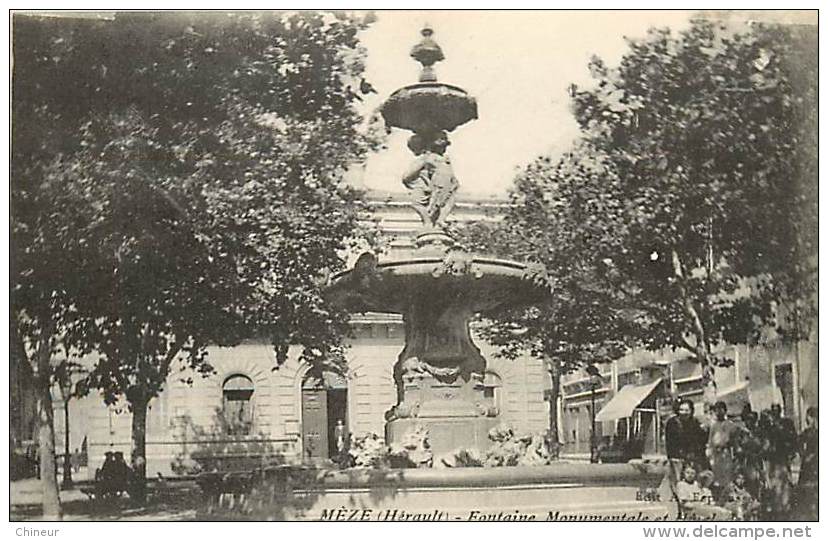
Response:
[198, 461, 682, 520]
[330, 251, 550, 456]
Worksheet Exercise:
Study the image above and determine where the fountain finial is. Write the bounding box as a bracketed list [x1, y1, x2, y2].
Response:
[410, 25, 445, 82]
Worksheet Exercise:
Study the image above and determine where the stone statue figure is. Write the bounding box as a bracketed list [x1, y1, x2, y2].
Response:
[400, 130, 459, 229]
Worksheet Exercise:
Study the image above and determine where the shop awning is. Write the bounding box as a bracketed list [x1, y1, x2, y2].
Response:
[715, 380, 749, 414]
[749, 384, 784, 413]
[717, 380, 749, 395]
[484, 372, 502, 387]
[595, 378, 662, 422]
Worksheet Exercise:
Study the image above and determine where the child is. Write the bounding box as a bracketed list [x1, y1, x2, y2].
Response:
[676, 465, 704, 504]
[696, 469, 716, 504]
[724, 472, 760, 521]
[677, 465, 733, 520]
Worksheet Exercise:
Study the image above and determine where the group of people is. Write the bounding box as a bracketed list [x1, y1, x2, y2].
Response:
[665, 398, 818, 520]
[94, 451, 135, 499]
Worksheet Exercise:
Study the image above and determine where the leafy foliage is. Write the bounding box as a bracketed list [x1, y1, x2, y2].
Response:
[13, 11, 381, 373]
[11, 10, 383, 495]
[457, 20, 816, 406]
[565, 20, 817, 380]
[454, 151, 638, 444]
[457, 158, 637, 371]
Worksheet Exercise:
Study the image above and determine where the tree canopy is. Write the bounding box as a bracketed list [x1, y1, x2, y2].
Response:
[464, 19, 817, 402]
[569, 20, 816, 381]
[13, 9, 382, 385]
[11, 10, 382, 507]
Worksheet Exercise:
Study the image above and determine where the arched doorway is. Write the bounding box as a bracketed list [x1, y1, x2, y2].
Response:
[301, 371, 348, 461]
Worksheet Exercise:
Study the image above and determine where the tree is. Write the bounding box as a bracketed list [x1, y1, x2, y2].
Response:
[454, 152, 639, 451]
[562, 20, 817, 399]
[10, 146, 104, 518]
[12, 11, 381, 505]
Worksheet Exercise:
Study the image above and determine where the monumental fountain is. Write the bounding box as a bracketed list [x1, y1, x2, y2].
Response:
[201, 26, 678, 520]
[331, 26, 553, 457]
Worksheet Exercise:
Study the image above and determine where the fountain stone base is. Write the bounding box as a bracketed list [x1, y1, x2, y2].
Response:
[385, 367, 500, 456]
[387, 418, 499, 457]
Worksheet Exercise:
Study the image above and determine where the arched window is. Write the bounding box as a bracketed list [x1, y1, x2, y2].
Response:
[222, 375, 254, 436]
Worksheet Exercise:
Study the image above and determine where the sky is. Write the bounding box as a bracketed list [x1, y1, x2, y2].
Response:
[349, 10, 696, 196]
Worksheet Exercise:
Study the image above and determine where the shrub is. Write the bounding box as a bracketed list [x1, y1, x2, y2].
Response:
[348, 433, 389, 468]
[483, 426, 552, 467]
[389, 425, 432, 468]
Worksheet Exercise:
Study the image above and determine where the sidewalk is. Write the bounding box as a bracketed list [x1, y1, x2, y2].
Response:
[10, 477, 199, 521]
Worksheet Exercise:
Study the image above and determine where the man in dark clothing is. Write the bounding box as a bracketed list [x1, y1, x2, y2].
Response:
[795, 407, 818, 519]
[763, 404, 797, 518]
[96, 451, 117, 499]
[736, 409, 764, 497]
[770, 404, 798, 464]
[664, 399, 708, 507]
[666, 399, 707, 465]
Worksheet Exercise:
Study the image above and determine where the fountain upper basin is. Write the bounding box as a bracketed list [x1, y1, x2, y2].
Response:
[381, 82, 478, 134]
[330, 255, 550, 315]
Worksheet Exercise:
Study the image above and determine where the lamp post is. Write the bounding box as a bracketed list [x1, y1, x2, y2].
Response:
[60, 386, 72, 489]
[586, 364, 601, 464]
[55, 361, 83, 490]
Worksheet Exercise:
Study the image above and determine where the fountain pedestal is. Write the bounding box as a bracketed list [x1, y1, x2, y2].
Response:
[386, 375, 499, 456]
[383, 283, 499, 455]
[329, 25, 551, 458]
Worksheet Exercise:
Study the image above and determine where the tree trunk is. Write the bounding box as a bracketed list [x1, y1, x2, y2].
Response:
[129, 395, 149, 504]
[34, 320, 61, 520]
[546, 358, 562, 458]
[671, 248, 716, 403]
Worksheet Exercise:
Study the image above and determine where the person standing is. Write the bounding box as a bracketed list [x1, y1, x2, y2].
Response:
[707, 401, 739, 491]
[664, 399, 707, 504]
[334, 419, 348, 467]
[770, 404, 799, 471]
[736, 409, 764, 497]
[666, 399, 707, 465]
[798, 407, 818, 484]
[761, 405, 797, 519]
[795, 407, 818, 519]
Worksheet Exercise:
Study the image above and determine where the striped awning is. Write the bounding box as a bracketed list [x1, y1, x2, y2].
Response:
[595, 379, 662, 422]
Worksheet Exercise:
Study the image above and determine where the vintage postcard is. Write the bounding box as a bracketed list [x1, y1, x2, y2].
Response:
[8, 7, 819, 528]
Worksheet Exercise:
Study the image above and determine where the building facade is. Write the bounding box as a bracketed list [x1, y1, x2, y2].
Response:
[77, 194, 552, 476]
[560, 337, 818, 459]
[22, 193, 815, 475]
